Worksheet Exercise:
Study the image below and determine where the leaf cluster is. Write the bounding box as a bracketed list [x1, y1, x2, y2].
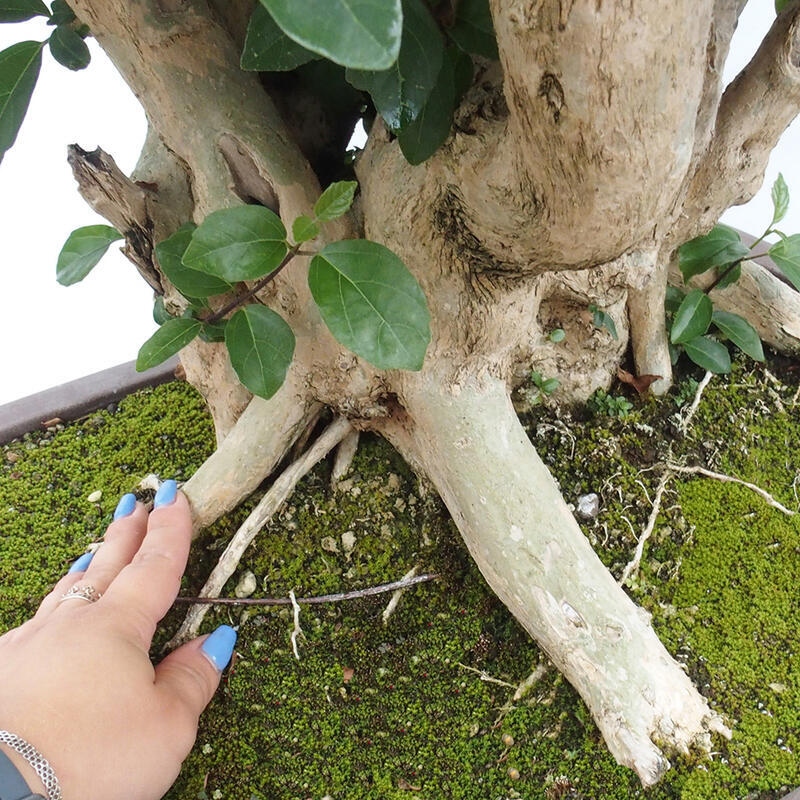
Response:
[0, 0, 90, 163]
[671, 174, 799, 374]
[56, 182, 432, 400]
[241, 0, 496, 165]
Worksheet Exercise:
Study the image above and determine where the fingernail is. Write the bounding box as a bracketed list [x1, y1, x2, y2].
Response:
[201, 625, 237, 671]
[68, 551, 94, 574]
[153, 479, 177, 508]
[113, 493, 137, 520]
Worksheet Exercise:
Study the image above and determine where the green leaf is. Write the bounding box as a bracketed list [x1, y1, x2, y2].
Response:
[152, 296, 173, 326]
[347, 0, 443, 131]
[46, 0, 73, 24]
[309, 239, 430, 370]
[156, 223, 234, 299]
[0, 0, 49, 22]
[183, 205, 288, 282]
[713, 262, 741, 291]
[314, 180, 358, 221]
[260, 0, 402, 70]
[0, 40, 43, 164]
[670, 288, 712, 344]
[678, 224, 749, 282]
[540, 377, 559, 394]
[588, 304, 618, 340]
[549, 328, 565, 343]
[712, 310, 764, 361]
[200, 319, 228, 343]
[225, 304, 295, 399]
[682, 335, 731, 374]
[771, 173, 789, 227]
[446, 0, 498, 59]
[291, 215, 319, 244]
[48, 24, 90, 70]
[56, 224, 123, 285]
[664, 286, 685, 317]
[136, 318, 201, 371]
[775, 0, 790, 12]
[241, 3, 316, 71]
[397, 45, 460, 164]
[769, 234, 800, 293]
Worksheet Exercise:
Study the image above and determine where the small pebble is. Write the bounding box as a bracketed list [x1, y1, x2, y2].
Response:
[576, 492, 600, 520]
[234, 570, 257, 598]
[507, 767, 520, 780]
[501, 733, 515, 747]
[87, 490, 102, 503]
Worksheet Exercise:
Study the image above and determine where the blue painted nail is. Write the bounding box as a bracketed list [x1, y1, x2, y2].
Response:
[201, 625, 237, 671]
[153, 479, 177, 508]
[113, 493, 137, 520]
[68, 551, 94, 574]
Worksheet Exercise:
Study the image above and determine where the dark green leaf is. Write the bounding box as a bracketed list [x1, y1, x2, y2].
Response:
[548, 328, 565, 343]
[397, 45, 457, 164]
[136, 318, 201, 371]
[48, 23, 90, 70]
[241, 3, 316, 71]
[347, 0, 443, 131]
[446, 0, 497, 59]
[291, 215, 319, 244]
[309, 239, 430, 370]
[200, 319, 228, 343]
[314, 180, 358, 221]
[771, 173, 789, 227]
[769, 234, 800, 293]
[56, 224, 123, 285]
[183, 205, 288, 282]
[46, 0, 73, 24]
[589, 304, 618, 340]
[152, 296, 173, 326]
[682, 335, 731, 374]
[225, 304, 295, 399]
[713, 262, 741, 291]
[712, 310, 764, 361]
[670, 288, 712, 344]
[664, 286, 685, 317]
[0, 0, 49, 22]
[678, 224, 749, 282]
[156, 223, 234, 298]
[775, 0, 790, 12]
[541, 377, 559, 394]
[260, 0, 401, 70]
[0, 40, 43, 163]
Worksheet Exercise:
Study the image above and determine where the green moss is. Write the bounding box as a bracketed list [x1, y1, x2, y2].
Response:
[2, 359, 800, 799]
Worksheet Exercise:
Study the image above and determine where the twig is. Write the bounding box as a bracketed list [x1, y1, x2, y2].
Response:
[457, 663, 517, 690]
[165, 416, 354, 650]
[666, 463, 796, 516]
[382, 566, 418, 624]
[619, 472, 672, 586]
[174, 573, 439, 606]
[678, 370, 713, 435]
[289, 590, 303, 661]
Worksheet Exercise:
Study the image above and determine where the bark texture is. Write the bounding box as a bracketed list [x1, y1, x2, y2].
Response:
[67, 0, 800, 786]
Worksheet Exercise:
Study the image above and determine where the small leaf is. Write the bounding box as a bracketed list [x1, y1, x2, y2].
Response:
[0, 0, 49, 22]
[152, 296, 172, 326]
[540, 377, 559, 394]
[670, 289, 712, 344]
[768, 234, 800, 293]
[225, 304, 295, 399]
[549, 328, 566, 343]
[771, 173, 789, 227]
[48, 24, 90, 70]
[136, 318, 201, 371]
[682, 335, 731, 374]
[183, 205, 288, 282]
[714, 262, 741, 291]
[775, 0, 790, 12]
[678, 224, 749, 282]
[156, 223, 233, 298]
[260, 0, 402, 70]
[712, 310, 764, 361]
[616, 367, 662, 396]
[309, 239, 430, 370]
[46, 0, 73, 24]
[291, 215, 319, 244]
[446, 0, 498, 59]
[314, 180, 358, 221]
[0, 40, 44, 164]
[56, 224, 123, 285]
[241, 3, 316, 71]
[588, 305, 619, 340]
[664, 287, 685, 317]
[200, 319, 228, 343]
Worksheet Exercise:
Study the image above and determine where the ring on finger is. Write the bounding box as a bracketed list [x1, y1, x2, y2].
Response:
[59, 584, 102, 604]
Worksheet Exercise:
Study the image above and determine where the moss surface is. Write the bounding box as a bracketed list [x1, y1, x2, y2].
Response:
[1, 357, 799, 799]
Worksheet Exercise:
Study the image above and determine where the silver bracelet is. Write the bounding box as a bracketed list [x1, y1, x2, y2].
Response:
[0, 731, 61, 800]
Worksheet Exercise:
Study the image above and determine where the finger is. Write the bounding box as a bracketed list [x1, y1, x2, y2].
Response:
[33, 552, 97, 621]
[154, 626, 237, 741]
[102, 484, 193, 643]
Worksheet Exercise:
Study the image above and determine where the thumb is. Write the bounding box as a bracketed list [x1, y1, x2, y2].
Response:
[155, 625, 237, 721]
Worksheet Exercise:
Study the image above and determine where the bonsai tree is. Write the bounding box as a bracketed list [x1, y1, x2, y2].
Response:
[2, 0, 800, 785]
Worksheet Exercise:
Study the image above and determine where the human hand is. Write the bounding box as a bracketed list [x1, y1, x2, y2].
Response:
[0, 481, 236, 800]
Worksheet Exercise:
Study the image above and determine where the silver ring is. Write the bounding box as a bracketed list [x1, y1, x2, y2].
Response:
[59, 584, 102, 604]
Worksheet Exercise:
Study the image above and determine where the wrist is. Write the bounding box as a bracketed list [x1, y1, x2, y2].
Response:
[0, 734, 58, 800]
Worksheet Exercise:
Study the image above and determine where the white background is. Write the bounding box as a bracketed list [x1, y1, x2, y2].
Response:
[0, 1, 798, 404]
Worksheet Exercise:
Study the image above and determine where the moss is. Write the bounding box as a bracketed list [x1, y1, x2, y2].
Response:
[2, 358, 800, 799]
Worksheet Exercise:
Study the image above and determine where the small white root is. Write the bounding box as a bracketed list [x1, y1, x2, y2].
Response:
[513, 662, 549, 701]
[666, 463, 796, 516]
[457, 662, 517, 689]
[381, 565, 418, 624]
[289, 589, 304, 661]
[331, 428, 360, 488]
[678, 371, 713, 435]
[619, 472, 672, 586]
[166, 416, 353, 649]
